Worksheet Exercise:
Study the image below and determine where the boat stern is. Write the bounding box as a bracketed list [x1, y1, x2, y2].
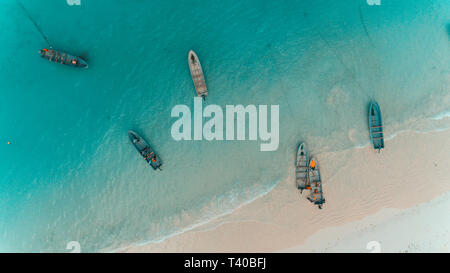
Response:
[75, 57, 89, 68]
[149, 158, 163, 170]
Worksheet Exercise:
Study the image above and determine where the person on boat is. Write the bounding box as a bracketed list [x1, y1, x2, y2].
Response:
[144, 151, 154, 160]
[310, 160, 316, 170]
[151, 156, 157, 163]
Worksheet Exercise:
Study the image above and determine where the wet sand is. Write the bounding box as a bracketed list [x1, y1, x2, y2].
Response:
[121, 129, 450, 252]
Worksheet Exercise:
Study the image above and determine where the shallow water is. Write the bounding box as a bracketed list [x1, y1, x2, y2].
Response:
[0, 0, 449, 252]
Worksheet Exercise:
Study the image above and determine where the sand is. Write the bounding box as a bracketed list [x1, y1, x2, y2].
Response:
[283, 191, 450, 253]
[121, 129, 450, 252]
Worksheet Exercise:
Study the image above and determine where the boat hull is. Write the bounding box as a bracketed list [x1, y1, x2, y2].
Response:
[295, 143, 309, 192]
[39, 48, 88, 68]
[128, 130, 162, 170]
[307, 157, 325, 209]
[369, 101, 384, 150]
[188, 50, 208, 99]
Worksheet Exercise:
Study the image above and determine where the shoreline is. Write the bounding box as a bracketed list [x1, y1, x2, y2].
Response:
[108, 181, 280, 253]
[120, 128, 450, 252]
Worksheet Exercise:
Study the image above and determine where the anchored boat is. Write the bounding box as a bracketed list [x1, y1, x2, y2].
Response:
[39, 48, 88, 68]
[128, 130, 162, 170]
[188, 50, 208, 100]
[307, 158, 325, 209]
[18, 2, 89, 70]
[369, 101, 384, 151]
[296, 143, 309, 193]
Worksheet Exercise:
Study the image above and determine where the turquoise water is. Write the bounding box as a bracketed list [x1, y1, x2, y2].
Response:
[0, 0, 449, 252]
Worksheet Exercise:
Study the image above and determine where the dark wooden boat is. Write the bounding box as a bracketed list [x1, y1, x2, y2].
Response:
[39, 48, 88, 68]
[369, 101, 384, 151]
[128, 130, 162, 170]
[307, 158, 325, 209]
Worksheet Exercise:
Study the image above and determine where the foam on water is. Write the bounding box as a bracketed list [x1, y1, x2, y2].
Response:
[0, 0, 449, 252]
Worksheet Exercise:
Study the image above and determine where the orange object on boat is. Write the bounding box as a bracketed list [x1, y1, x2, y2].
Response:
[310, 160, 316, 168]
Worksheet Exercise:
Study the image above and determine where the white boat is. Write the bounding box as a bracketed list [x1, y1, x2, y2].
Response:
[188, 50, 208, 100]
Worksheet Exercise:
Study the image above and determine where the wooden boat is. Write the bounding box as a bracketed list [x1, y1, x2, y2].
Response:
[307, 158, 325, 209]
[295, 143, 309, 193]
[128, 130, 162, 170]
[188, 50, 208, 100]
[369, 101, 384, 151]
[39, 48, 88, 68]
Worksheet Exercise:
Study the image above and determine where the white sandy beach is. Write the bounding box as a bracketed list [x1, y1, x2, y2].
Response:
[121, 128, 450, 253]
